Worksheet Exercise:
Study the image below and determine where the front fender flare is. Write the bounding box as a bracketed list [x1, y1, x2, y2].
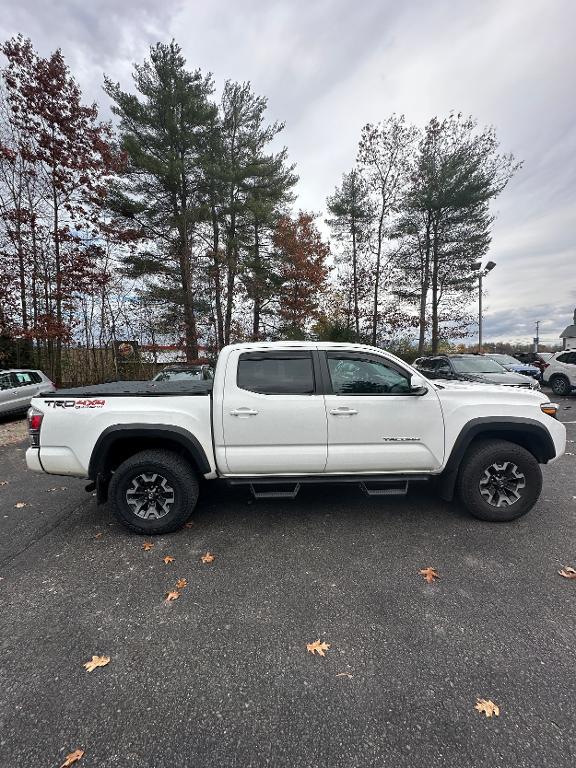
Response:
[438, 416, 556, 501]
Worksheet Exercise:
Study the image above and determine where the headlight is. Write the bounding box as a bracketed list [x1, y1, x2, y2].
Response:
[541, 402, 558, 418]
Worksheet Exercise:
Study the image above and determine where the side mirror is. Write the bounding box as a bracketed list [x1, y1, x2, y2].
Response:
[410, 374, 429, 395]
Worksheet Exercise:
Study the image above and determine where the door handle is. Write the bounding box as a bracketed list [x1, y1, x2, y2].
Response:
[230, 408, 259, 417]
[329, 407, 358, 416]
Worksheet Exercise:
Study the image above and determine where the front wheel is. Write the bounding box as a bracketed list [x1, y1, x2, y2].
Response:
[457, 439, 542, 522]
[108, 449, 199, 534]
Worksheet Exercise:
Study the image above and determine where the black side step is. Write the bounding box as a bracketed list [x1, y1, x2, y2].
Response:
[359, 480, 408, 497]
[249, 482, 301, 500]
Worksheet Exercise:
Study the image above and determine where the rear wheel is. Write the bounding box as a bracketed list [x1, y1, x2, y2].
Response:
[550, 375, 571, 396]
[108, 449, 199, 534]
[457, 439, 542, 522]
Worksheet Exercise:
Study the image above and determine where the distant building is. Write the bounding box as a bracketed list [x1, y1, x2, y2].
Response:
[560, 309, 576, 349]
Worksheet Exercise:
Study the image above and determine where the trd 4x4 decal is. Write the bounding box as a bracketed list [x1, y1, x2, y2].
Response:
[44, 399, 105, 409]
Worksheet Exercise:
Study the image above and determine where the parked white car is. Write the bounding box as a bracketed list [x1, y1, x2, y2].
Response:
[25, 342, 565, 533]
[0, 369, 55, 416]
[541, 349, 576, 396]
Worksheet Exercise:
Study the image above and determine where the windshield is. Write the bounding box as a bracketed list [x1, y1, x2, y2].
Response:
[489, 354, 522, 366]
[154, 368, 203, 381]
[451, 358, 506, 374]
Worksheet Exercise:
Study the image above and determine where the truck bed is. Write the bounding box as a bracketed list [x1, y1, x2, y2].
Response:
[42, 380, 214, 398]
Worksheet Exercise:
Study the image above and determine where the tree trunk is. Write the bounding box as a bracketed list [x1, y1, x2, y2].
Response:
[252, 220, 261, 341]
[52, 173, 62, 385]
[210, 202, 224, 349]
[430, 215, 440, 353]
[417, 217, 432, 354]
[371, 205, 386, 346]
[351, 214, 359, 341]
[224, 209, 236, 346]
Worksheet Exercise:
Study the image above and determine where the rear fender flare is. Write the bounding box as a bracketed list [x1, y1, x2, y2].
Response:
[88, 424, 212, 482]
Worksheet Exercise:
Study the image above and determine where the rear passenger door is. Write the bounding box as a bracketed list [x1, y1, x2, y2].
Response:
[221, 349, 328, 474]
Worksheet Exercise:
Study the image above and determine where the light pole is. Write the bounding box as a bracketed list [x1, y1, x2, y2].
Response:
[472, 261, 496, 352]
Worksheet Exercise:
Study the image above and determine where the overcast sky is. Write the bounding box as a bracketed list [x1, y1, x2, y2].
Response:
[2, 0, 575, 344]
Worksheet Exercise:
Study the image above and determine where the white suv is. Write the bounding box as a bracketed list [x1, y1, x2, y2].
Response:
[542, 350, 576, 396]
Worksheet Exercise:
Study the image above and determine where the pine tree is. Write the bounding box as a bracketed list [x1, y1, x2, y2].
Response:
[104, 41, 216, 360]
[326, 170, 372, 341]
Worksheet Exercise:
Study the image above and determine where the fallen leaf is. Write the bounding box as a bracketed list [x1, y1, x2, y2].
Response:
[83, 655, 110, 672]
[474, 698, 500, 717]
[419, 567, 439, 583]
[559, 567, 576, 579]
[201, 552, 215, 564]
[306, 639, 331, 657]
[60, 749, 85, 767]
[14, 502, 28, 508]
[175, 578, 188, 589]
[142, 541, 154, 551]
[185, 521, 194, 528]
[94, 532, 103, 539]
[336, 672, 353, 678]
[163, 555, 175, 564]
[165, 590, 181, 602]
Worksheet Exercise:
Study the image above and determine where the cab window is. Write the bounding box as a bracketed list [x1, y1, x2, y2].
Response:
[327, 355, 410, 395]
[237, 353, 315, 395]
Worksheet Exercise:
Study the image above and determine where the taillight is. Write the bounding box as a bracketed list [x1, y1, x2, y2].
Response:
[27, 407, 43, 447]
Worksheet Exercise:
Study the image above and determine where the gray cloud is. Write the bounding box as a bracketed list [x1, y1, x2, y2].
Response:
[1, 0, 574, 343]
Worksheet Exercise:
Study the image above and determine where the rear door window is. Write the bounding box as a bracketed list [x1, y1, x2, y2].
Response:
[237, 353, 315, 395]
[14, 372, 34, 386]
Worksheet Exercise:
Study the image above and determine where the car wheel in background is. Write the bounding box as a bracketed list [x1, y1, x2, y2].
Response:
[550, 375, 571, 396]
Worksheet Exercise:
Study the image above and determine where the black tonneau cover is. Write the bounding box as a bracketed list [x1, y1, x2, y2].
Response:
[42, 380, 213, 398]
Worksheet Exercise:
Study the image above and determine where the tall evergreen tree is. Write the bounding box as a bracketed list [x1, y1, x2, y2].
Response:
[104, 41, 216, 360]
[326, 170, 372, 341]
[213, 81, 295, 346]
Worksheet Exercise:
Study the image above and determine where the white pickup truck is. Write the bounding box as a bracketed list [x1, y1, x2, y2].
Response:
[26, 342, 566, 534]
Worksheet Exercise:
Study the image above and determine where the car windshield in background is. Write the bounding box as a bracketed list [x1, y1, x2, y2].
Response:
[155, 369, 204, 381]
[489, 354, 522, 366]
[451, 358, 506, 374]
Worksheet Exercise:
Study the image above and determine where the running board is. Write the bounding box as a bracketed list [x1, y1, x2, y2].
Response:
[359, 480, 408, 497]
[249, 482, 301, 500]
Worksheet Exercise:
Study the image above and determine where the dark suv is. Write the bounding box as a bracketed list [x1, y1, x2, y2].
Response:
[414, 355, 540, 389]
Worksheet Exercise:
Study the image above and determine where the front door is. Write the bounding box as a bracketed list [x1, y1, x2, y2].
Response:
[323, 351, 445, 473]
[221, 349, 328, 474]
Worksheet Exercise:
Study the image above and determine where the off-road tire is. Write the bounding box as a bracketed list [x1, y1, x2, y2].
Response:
[457, 438, 542, 522]
[108, 449, 199, 534]
[550, 375, 571, 396]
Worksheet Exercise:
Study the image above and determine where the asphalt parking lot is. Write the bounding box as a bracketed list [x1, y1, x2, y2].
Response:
[0, 399, 575, 768]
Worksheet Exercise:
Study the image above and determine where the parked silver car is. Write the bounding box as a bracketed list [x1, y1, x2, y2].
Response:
[0, 369, 55, 416]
